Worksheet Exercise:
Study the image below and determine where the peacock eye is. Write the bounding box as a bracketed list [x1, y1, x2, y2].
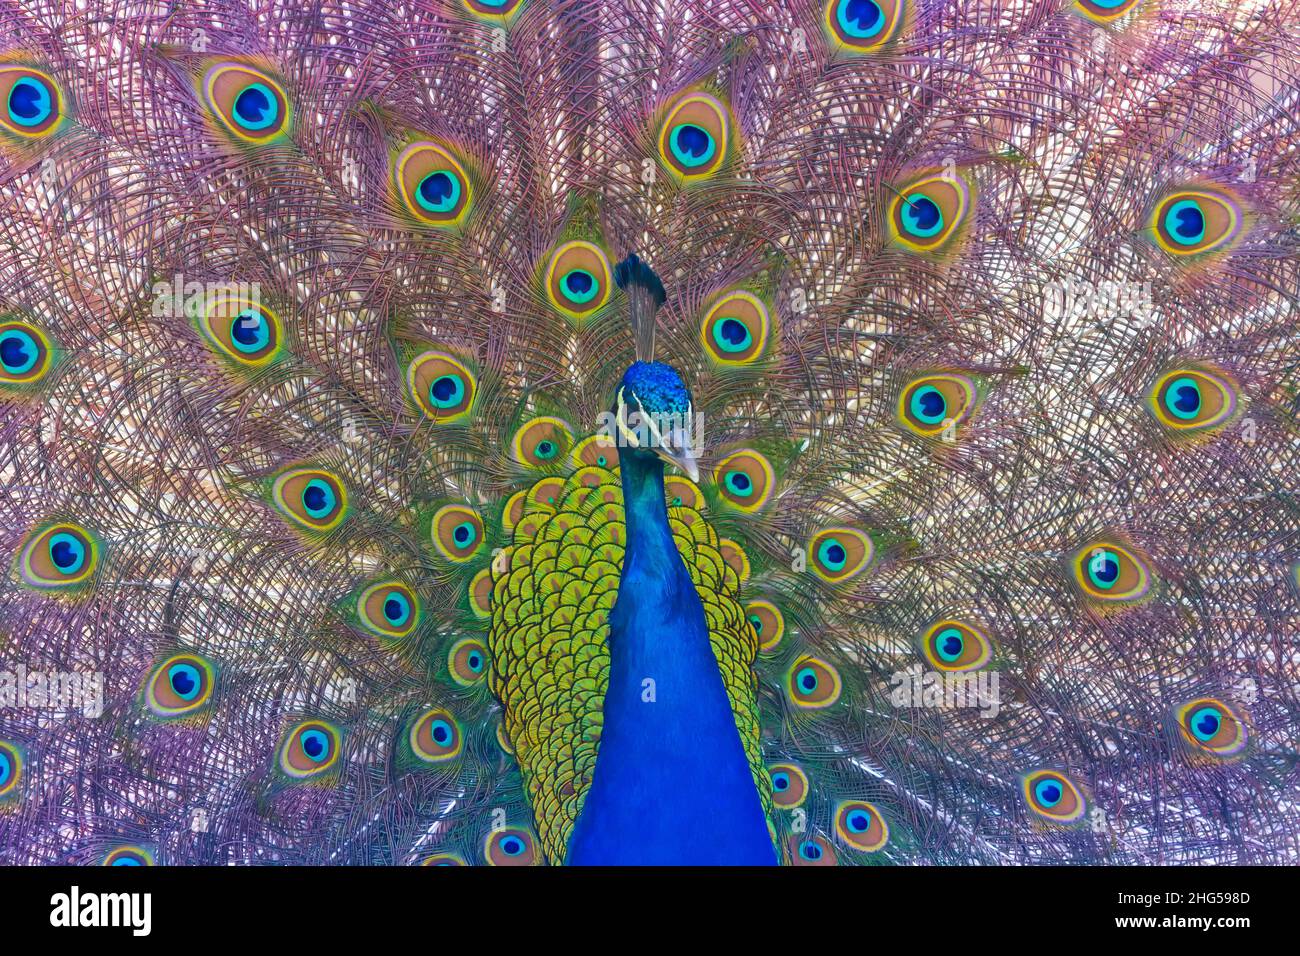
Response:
[432, 504, 485, 562]
[279, 720, 341, 779]
[1174, 697, 1248, 758]
[103, 847, 153, 866]
[512, 417, 574, 468]
[449, 638, 490, 686]
[1148, 369, 1237, 432]
[700, 290, 771, 364]
[461, 0, 525, 20]
[825, 0, 906, 52]
[920, 619, 993, 671]
[18, 522, 98, 589]
[545, 241, 612, 322]
[202, 62, 290, 143]
[658, 91, 731, 181]
[713, 449, 774, 512]
[787, 656, 842, 709]
[358, 581, 420, 638]
[1074, 0, 1142, 22]
[1150, 189, 1241, 256]
[808, 526, 874, 582]
[790, 834, 836, 865]
[410, 708, 462, 763]
[272, 468, 348, 533]
[0, 319, 54, 386]
[835, 800, 889, 852]
[1073, 540, 1152, 603]
[147, 654, 215, 718]
[768, 763, 809, 808]
[407, 351, 476, 421]
[485, 827, 537, 866]
[889, 171, 970, 253]
[1022, 770, 1086, 823]
[395, 141, 473, 226]
[898, 373, 977, 437]
[421, 853, 465, 866]
[573, 434, 619, 470]
[0, 66, 62, 137]
[196, 294, 283, 366]
[0, 742, 22, 797]
[745, 599, 785, 652]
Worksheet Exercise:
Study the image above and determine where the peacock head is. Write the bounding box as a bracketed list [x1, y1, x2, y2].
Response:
[610, 253, 699, 482]
[612, 360, 699, 481]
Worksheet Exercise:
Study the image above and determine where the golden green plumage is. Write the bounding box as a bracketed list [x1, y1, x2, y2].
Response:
[487, 463, 771, 863]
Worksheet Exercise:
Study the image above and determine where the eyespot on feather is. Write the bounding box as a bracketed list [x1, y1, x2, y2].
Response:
[410, 708, 463, 762]
[889, 171, 971, 252]
[432, 504, 485, 562]
[919, 619, 993, 671]
[657, 91, 731, 181]
[146, 654, 215, 718]
[1022, 769, 1087, 824]
[407, 351, 476, 421]
[201, 60, 290, 143]
[0, 64, 63, 138]
[271, 468, 349, 533]
[279, 720, 341, 779]
[17, 522, 100, 589]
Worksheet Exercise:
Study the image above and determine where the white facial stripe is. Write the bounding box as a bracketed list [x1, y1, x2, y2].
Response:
[615, 387, 641, 449]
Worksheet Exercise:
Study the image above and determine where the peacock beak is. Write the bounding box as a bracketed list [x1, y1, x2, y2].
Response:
[654, 426, 700, 482]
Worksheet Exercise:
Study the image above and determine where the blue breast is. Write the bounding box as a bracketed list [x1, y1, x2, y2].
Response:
[566, 454, 776, 865]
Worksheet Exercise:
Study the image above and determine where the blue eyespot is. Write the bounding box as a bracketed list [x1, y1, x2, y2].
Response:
[168, 663, 202, 701]
[534, 440, 557, 460]
[453, 521, 477, 547]
[816, 539, 847, 572]
[383, 592, 411, 627]
[908, 385, 947, 424]
[467, 651, 484, 672]
[233, 82, 278, 131]
[847, 810, 871, 832]
[772, 771, 789, 791]
[935, 627, 964, 663]
[712, 317, 752, 353]
[1164, 199, 1205, 246]
[112, 857, 143, 866]
[748, 614, 763, 633]
[0, 753, 11, 788]
[562, 269, 597, 304]
[417, 170, 461, 213]
[1034, 780, 1062, 808]
[48, 532, 86, 574]
[0, 329, 38, 375]
[8, 76, 52, 127]
[1164, 377, 1202, 420]
[300, 729, 329, 762]
[798, 839, 823, 861]
[429, 373, 465, 409]
[724, 470, 753, 497]
[901, 194, 944, 238]
[1086, 550, 1120, 589]
[301, 479, 337, 520]
[836, 0, 885, 39]
[795, 666, 819, 693]
[501, 835, 524, 856]
[671, 124, 716, 168]
[429, 719, 453, 745]
[230, 310, 270, 353]
[1190, 706, 1221, 742]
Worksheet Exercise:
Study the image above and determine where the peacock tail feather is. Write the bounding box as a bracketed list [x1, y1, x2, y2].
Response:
[0, 0, 1298, 865]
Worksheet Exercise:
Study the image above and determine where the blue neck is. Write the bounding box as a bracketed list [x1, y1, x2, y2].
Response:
[566, 451, 776, 865]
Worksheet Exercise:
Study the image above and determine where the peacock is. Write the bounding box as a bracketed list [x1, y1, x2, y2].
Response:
[0, 0, 1298, 868]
